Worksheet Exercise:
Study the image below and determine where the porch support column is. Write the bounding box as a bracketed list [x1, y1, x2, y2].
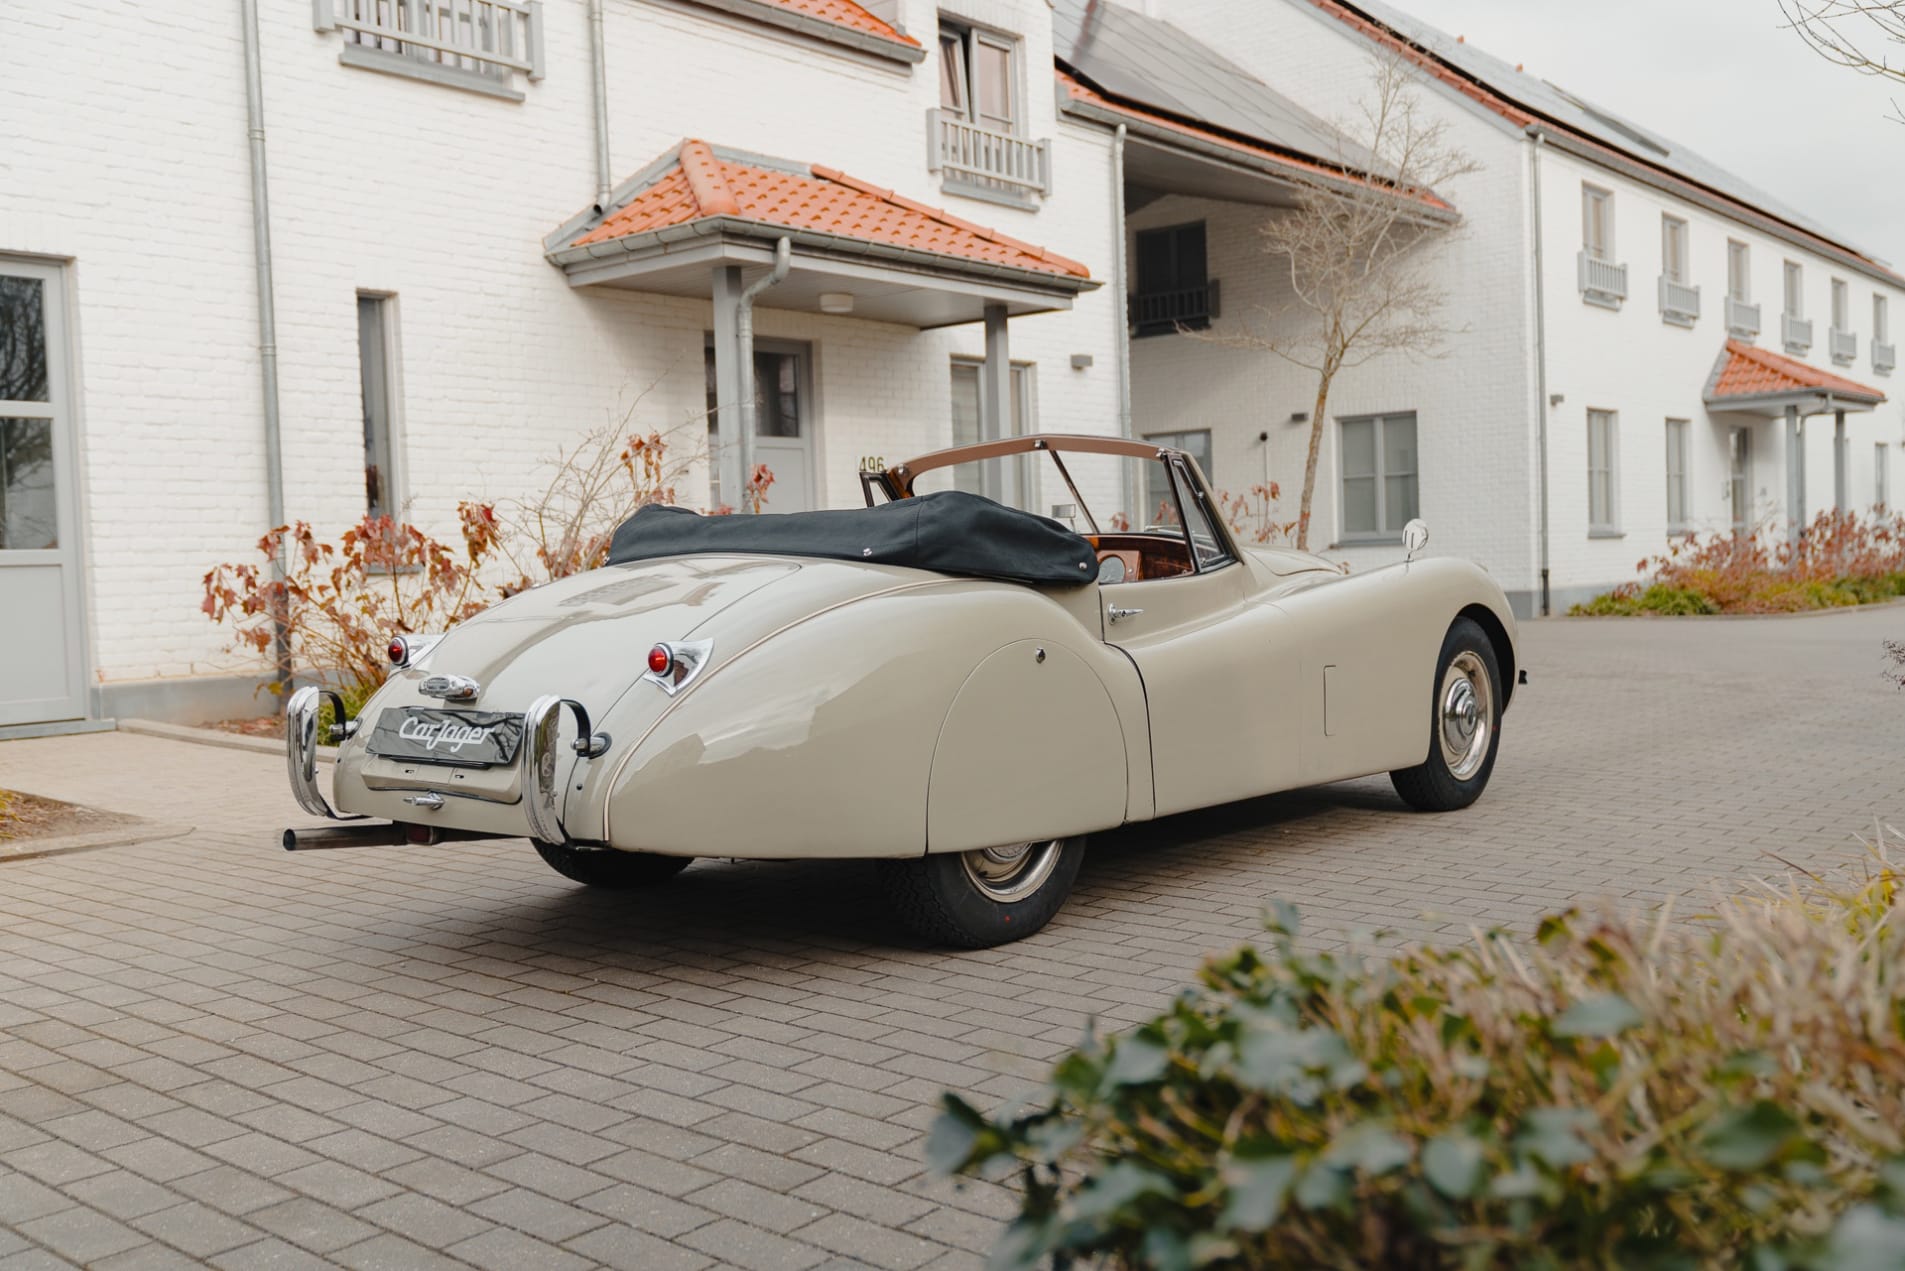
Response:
[1784, 403, 1802, 542]
[710, 265, 744, 509]
[1833, 409, 1848, 512]
[982, 302, 1016, 505]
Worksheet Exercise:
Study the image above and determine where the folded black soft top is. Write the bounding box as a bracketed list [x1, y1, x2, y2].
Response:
[605, 491, 1097, 587]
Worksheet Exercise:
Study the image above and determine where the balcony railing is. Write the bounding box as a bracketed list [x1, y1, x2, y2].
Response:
[1874, 340, 1896, 375]
[1131, 281, 1221, 337]
[927, 110, 1051, 200]
[1657, 276, 1700, 327]
[1724, 295, 1760, 340]
[1829, 327, 1858, 365]
[1577, 251, 1627, 307]
[316, 0, 545, 86]
[1782, 312, 1813, 354]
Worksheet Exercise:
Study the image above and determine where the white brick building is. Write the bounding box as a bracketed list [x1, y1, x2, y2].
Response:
[1128, 0, 1903, 614]
[2, 0, 1142, 727]
[3, 0, 1898, 730]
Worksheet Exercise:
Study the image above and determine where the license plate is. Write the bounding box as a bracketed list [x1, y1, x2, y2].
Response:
[365, 708, 525, 767]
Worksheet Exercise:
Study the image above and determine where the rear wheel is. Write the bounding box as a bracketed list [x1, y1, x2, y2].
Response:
[534, 841, 691, 889]
[876, 837, 1085, 948]
[1389, 618, 1502, 812]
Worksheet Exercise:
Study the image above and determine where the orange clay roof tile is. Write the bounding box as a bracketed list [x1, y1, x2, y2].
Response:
[1710, 338, 1885, 402]
[753, 0, 919, 46]
[573, 140, 1091, 279]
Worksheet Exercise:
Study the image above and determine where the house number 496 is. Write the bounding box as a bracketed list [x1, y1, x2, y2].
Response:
[859, 456, 887, 473]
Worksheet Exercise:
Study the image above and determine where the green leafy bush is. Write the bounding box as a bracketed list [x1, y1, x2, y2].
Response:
[935, 857, 1905, 1270]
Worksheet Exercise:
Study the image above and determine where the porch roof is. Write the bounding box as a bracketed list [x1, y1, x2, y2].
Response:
[1703, 338, 1886, 417]
[545, 140, 1096, 327]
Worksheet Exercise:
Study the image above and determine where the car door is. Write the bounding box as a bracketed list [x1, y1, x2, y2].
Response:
[1103, 459, 1299, 817]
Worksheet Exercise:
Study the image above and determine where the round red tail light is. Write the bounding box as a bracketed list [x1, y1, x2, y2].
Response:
[647, 644, 673, 676]
[388, 637, 407, 665]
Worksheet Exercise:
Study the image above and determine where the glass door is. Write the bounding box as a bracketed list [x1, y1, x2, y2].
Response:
[0, 260, 85, 725]
[1729, 426, 1751, 535]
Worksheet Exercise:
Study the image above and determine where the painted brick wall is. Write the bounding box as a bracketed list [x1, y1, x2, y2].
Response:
[1134, 0, 1541, 605]
[1, 0, 1124, 695]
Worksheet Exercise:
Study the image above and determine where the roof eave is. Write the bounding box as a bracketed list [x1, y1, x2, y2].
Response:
[1704, 389, 1884, 415]
[547, 215, 1099, 296]
[1057, 71, 1458, 227]
[1526, 125, 1905, 293]
[655, 0, 925, 62]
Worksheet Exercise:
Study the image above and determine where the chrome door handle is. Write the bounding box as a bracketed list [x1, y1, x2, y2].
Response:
[1107, 605, 1144, 624]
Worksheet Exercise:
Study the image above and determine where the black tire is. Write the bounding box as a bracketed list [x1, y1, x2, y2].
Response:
[1389, 618, 1503, 812]
[533, 841, 691, 889]
[876, 837, 1086, 949]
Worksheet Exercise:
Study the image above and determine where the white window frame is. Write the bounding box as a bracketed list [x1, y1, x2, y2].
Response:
[1832, 278, 1850, 330]
[1727, 239, 1750, 302]
[1877, 294, 1891, 346]
[1660, 215, 1689, 284]
[938, 18, 1018, 134]
[1581, 185, 1613, 261]
[357, 292, 404, 523]
[1587, 409, 1620, 536]
[1337, 412, 1420, 544]
[1784, 260, 1804, 318]
[1664, 417, 1690, 534]
[1879, 442, 1890, 509]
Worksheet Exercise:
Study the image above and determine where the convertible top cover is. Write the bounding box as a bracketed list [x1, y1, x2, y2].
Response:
[605, 491, 1097, 587]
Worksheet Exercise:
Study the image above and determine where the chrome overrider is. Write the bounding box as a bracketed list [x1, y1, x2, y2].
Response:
[519, 695, 612, 846]
[284, 684, 360, 821]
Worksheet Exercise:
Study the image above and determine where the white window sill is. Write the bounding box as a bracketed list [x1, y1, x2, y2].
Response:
[1588, 527, 1625, 539]
[338, 43, 525, 102]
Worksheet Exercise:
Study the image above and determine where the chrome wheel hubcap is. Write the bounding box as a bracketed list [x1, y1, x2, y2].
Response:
[1438, 651, 1493, 781]
[959, 839, 1064, 903]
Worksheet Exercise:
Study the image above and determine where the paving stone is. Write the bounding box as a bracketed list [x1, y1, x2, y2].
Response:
[562, 1224, 715, 1271]
[798, 1212, 946, 1271]
[16, 1208, 148, 1264]
[61, 1170, 184, 1221]
[468, 1185, 612, 1242]
[126, 1201, 262, 1258]
[246, 1197, 381, 1255]
[575, 1182, 720, 1238]
[446, 1227, 596, 1271]
[167, 1164, 296, 1216]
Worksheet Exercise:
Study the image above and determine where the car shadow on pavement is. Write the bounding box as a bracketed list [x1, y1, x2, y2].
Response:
[498, 778, 1412, 953]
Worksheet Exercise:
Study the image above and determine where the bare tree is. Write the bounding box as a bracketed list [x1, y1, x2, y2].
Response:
[1219, 52, 1478, 551]
[1779, 0, 1905, 119]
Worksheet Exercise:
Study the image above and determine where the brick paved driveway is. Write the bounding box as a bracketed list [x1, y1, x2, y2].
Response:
[3, 609, 1902, 1270]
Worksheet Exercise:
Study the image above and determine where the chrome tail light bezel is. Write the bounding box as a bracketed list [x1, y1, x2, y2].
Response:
[388, 633, 446, 669]
[642, 639, 714, 696]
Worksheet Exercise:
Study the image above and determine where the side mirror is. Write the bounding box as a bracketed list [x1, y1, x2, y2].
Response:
[1402, 518, 1429, 561]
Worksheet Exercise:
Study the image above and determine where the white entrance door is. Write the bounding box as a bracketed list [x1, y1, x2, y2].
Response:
[704, 342, 814, 513]
[1, 260, 85, 726]
[751, 343, 813, 514]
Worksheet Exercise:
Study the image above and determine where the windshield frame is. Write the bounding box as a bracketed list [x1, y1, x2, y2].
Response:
[872, 433, 1242, 573]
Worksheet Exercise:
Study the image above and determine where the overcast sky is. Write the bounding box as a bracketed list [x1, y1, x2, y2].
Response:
[1385, 0, 1905, 268]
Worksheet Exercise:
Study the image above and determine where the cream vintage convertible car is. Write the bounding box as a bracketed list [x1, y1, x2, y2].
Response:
[285, 435, 1519, 947]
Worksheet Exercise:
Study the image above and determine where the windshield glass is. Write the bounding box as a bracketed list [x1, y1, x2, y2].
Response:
[911, 448, 1144, 533]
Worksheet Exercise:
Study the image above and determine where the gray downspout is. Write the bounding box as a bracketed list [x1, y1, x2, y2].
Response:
[240, 0, 289, 681]
[1111, 122, 1136, 517]
[1527, 128, 1552, 617]
[736, 238, 792, 509]
[589, 0, 612, 210]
